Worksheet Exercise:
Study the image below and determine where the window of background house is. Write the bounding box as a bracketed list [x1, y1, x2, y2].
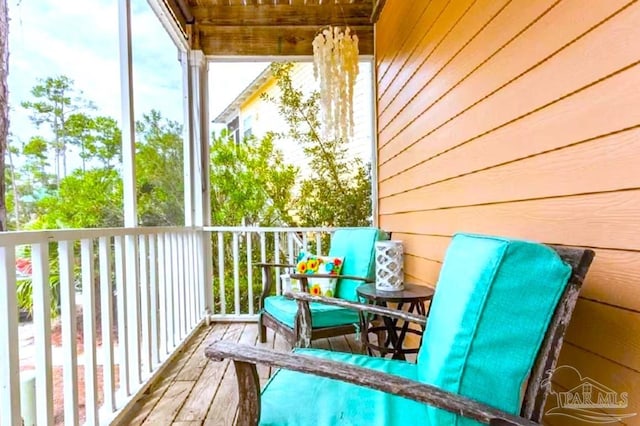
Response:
[243, 115, 253, 139]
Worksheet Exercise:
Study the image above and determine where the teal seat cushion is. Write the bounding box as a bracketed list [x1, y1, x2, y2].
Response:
[260, 349, 429, 426]
[418, 233, 572, 425]
[264, 295, 360, 328]
[329, 228, 387, 301]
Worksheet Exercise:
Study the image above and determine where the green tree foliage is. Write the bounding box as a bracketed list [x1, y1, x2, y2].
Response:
[90, 116, 122, 168]
[22, 136, 53, 188]
[9, 74, 185, 230]
[10, 82, 188, 315]
[210, 129, 297, 226]
[27, 110, 185, 229]
[5, 137, 19, 228]
[21, 76, 94, 184]
[12, 71, 370, 314]
[65, 113, 121, 170]
[32, 168, 123, 229]
[264, 62, 372, 227]
[136, 110, 184, 226]
[209, 129, 298, 313]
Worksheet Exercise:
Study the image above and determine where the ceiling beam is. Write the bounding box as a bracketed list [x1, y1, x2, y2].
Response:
[191, 3, 373, 26]
[370, 0, 386, 23]
[198, 24, 373, 56]
[163, 0, 188, 31]
[175, 0, 195, 22]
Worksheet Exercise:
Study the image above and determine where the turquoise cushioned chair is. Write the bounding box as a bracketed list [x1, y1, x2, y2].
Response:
[257, 227, 386, 347]
[207, 233, 595, 425]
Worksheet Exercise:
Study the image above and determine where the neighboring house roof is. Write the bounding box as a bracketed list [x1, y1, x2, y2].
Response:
[212, 65, 272, 124]
[212, 61, 373, 164]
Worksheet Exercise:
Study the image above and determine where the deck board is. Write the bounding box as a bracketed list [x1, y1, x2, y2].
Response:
[122, 326, 212, 426]
[174, 324, 230, 422]
[203, 360, 239, 425]
[142, 381, 194, 426]
[118, 323, 362, 425]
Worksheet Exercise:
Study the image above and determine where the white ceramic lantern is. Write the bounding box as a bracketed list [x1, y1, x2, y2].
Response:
[375, 240, 404, 291]
[280, 274, 292, 294]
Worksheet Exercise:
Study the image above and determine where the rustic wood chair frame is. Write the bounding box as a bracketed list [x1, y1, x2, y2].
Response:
[256, 262, 371, 347]
[209, 246, 594, 426]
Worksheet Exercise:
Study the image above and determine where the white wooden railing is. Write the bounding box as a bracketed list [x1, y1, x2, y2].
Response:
[0, 225, 341, 425]
[205, 226, 337, 321]
[0, 226, 207, 426]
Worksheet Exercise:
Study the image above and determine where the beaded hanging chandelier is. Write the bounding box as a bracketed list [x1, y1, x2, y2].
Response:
[312, 26, 359, 142]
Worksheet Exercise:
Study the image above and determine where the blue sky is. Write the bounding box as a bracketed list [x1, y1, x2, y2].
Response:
[7, 0, 266, 147]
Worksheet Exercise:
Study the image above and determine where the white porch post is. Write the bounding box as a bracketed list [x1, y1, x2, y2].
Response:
[118, 0, 137, 227]
[183, 49, 209, 230]
[181, 49, 195, 227]
[185, 49, 213, 316]
[118, 0, 141, 393]
[197, 53, 213, 316]
[190, 50, 205, 227]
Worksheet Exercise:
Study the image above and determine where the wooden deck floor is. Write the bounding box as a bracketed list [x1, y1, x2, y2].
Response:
[117, 322, 362, 425]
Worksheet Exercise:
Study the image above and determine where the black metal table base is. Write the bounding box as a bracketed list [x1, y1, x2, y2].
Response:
[357, 284, 433, 361]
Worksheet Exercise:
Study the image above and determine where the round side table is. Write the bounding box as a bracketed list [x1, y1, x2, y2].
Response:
[356, 283, 434, 360]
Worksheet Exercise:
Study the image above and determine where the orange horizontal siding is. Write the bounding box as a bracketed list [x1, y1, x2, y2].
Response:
[380, 2, 640, 179]
[379, 0, 635, 164]
[380, 128, 640, 212]
[379, 75, 640, 197]
[379, 0, 512, 129]
[375, 0, 417, 71]
[377, 0, 437, 83]
[381, 190, 640, 251]
[378, 0, 475, 108]
[375, 0, 640, 423]
[582, 249, 640, 312]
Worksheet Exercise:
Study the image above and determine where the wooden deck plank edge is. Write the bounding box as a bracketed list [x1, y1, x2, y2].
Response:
[110, 319, 208, 425]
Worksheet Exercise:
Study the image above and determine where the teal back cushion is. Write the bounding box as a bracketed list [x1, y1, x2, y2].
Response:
[417, 233, 571, 425]
[328, 228, 386, 301]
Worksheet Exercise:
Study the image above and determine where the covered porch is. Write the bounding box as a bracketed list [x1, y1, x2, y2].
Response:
[1, 0, 639, 425]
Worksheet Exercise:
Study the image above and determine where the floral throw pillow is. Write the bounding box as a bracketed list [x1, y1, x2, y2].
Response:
[290, 253, 344, 297]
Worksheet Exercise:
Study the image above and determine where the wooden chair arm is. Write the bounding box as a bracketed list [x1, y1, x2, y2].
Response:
[255, 263, 296, 309]
[205, 341, 539, 426]
[284, 291, 427, 327]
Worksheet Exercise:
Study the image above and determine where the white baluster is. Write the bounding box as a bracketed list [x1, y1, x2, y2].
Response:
[217, 231, 226, 315]
[81, 239, 98, 426]
[58, 241, 79, 425]
[99, 236, 116, 413]
[246, 231, 254, 315]
[0, 245, 21, 426]
[32, 242, 53, 425]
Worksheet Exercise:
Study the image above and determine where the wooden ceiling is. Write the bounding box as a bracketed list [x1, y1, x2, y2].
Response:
[164, 0, 383, 56]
